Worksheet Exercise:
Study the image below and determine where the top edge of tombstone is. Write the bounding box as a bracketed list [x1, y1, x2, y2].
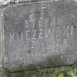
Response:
[2, 0, 76, 11]
[1, 0, 76, 8]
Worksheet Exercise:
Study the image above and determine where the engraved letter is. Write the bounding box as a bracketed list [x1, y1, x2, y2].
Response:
[10, 32, 15, 42]
[63, 26, 70, 39]
[32, 30, 36, 39]
[71, 25, 73, 36]
[25, 20, 29, 28]
[39, 29, 44, 39]
[26, 30, 30, 40]
[45, 29, 51, 38]
[39, 18, 43, 28]
[29, 10, 35, 28]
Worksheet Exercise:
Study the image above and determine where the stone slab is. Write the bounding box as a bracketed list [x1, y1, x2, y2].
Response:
[2, 0, 77, 72]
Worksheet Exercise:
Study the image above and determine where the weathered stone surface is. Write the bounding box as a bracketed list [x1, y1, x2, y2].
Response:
[2, 0, 77, 72]
[0, 7, 8, 77]
[0, 8, 3, 70]
[0, 0, 53, 6]
[0, 0, 73, 6]
[14, 0, 53, 3]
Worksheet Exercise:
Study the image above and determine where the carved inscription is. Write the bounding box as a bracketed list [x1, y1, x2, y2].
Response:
[9, 6, 74, 52]
[3, 1, 77, 72]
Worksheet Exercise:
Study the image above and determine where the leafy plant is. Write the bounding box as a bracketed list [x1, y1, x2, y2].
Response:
[52, 67, 77, 77]
[53, 73, 64, 77]
[67, 67, 77, 77]
[58, 73, 64, 77]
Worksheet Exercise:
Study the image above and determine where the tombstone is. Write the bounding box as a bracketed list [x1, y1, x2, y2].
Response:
[2, 0, 77, 72]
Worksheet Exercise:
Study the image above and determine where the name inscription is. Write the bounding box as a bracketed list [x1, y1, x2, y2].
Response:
[9, 7, 74, 52]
